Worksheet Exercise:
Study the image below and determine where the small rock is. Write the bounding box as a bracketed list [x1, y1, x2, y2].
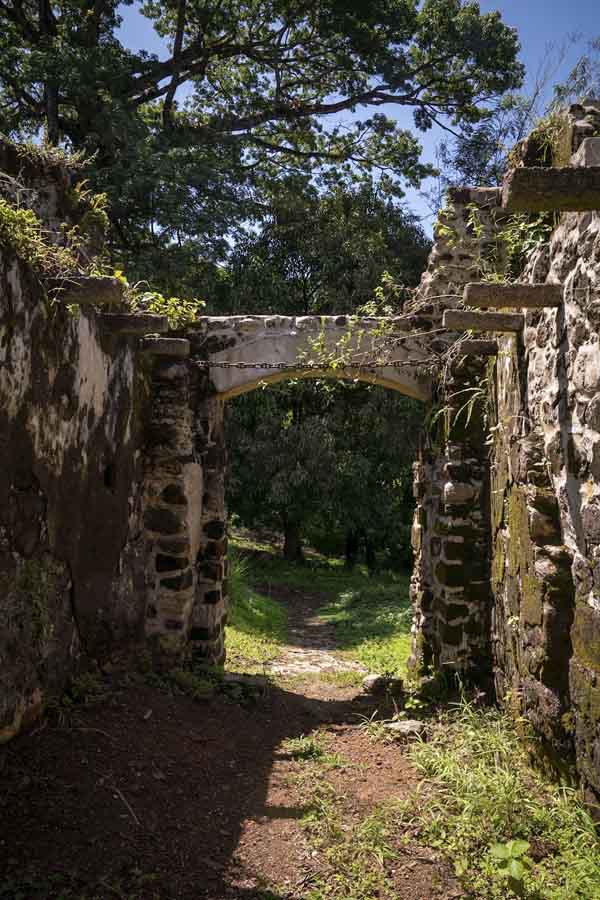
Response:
[388, 677, 404, 697]
[362, 674, 388, 695]
[383, 719, 426, 740]
[362, 673, 404, 696]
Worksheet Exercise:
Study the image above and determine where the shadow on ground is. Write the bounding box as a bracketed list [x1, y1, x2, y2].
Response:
[0, 677, 397, 900]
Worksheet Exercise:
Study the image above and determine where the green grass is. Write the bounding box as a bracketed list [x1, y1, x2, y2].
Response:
[231, 532, 413, 677]
[289, 736, 403, 900]
[401, 697, 600, 899]
[319, 581, 412, 676]
[226, 552, 288, 672]
[281, 733, 348, 769]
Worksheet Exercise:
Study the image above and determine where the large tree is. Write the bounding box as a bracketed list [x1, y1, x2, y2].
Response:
[223, 176, 430, 315]
[223, 179, 428, 565]
[0, 0, 523, 285]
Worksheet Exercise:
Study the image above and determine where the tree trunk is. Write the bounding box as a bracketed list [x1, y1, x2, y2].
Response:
[364, 534, 377, 574]
[345, 529, 359, 570]
[283, 519, 304, 563]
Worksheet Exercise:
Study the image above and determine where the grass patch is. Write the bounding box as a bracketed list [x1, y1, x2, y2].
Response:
[0, 867, 160, 899]
[231, 532, 413, 677]
[298, 774, 403, 900]
[226, 552, 288, 672]
[319, 582, 412, 676]
[232, 529, 397, 597]
[282, 732, 347, 769]
[285, 732, 401, 899]
[402, 697, 600, 899]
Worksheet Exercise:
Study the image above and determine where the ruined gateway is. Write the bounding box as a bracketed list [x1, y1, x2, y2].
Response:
[2, 107, 600, 810]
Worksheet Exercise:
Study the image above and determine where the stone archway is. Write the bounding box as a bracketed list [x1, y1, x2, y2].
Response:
[191, 314, 433, 401]
[140, 191, 497, 689]
[141, 314, 437, 666]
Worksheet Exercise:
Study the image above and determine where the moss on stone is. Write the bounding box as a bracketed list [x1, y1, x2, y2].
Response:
[571, 603, 600, 674]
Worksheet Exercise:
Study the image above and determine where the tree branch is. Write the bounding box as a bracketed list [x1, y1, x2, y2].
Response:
[162, 0, 187, 130]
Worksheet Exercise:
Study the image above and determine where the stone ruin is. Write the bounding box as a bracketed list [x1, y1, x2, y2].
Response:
[2, 105, 600, 809]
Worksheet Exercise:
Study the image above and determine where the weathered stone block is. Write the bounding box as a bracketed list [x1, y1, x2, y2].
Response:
[463, 282, 563, 309]
[435, 561, 465, 588]
[502, 165, 600, 212]
[99, 312, 169, 334]
[156, 554, 188, 573]
[144, 507, 185, 535]
[572, 603, 600, 673]
[443, 309, 524, 333]
[160, 570, 194, 592]
[160, 484, 188, 506]
[203, 520, 226, 540]
[50, 275, 124, 307]
[443, 482, 477, 505]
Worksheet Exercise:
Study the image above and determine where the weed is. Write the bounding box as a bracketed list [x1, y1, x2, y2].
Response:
[0, 865, 160, 899]
[490, 839, 533, 895]
[283, 734, 327, 761]
[402, 697, 600, 899]
[128, 288, 205, 328]
[226, 550, 288, 672]
[282, 732, 348, 769]
[46, 669, 110, 726]
[5, 560, 54, 654]
[319, 582, 412, 676]
[300, 777, 404, 900]
[355, 710, 388, 742]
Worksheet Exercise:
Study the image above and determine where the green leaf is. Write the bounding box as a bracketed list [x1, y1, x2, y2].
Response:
[490, 843, 511, 859]
[508, 858, 525, 880]
[508, 839, 530, 857]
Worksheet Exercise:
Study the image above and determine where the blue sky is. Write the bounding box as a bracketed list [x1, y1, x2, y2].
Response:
[117, 1, 599, 231]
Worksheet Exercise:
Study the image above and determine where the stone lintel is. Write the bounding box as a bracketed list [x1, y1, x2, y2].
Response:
[464, 282, 563, 309]
[457, 339, 499, 356]
[99, 313, 169, 335]
[502, 166, 600, 212]
[141, 337, 191, 358]
[443, 309, 524, 333]
[50, 275, 124, 307]
[571, 138, 600, 168]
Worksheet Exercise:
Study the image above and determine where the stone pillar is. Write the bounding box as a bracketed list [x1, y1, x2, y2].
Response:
[406, 186, 501, 690]
[409, 359, 493, 689]
[143, 357, 203, 660]
[189, 372, 228, 665]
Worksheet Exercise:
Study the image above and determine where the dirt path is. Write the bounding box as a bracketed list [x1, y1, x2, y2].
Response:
[0, 586, 462, 900]
[254, 583, 367, 678]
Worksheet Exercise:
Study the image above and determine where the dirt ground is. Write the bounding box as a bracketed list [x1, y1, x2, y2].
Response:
[0, 590, 462, 900]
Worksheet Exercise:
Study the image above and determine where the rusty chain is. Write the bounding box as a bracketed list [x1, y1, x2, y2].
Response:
[190, 359, 430, 370]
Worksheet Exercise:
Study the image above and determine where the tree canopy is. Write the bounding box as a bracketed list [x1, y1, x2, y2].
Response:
[0, 0, 523, 284]
[223, 178, 429, 566]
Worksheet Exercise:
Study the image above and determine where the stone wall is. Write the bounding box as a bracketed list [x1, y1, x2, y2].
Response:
[408, 188, 498, 686]
[0, 146, 155, 740]
[491, 205, 600, 806]
[408, 109, 600, 806]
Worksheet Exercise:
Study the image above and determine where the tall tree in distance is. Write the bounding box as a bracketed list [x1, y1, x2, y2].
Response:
[221, 176, 430, 316]
[223, 179, 429, 566]
[0, 0, 523, 286]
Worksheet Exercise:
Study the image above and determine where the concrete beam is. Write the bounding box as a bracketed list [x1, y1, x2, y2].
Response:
[457, 339, 499, 356]
[50, 275, 124, 307]
[99, 313, 169, 335]
[571, 138, 600, 168]
[464, 282, 563, 309]
[140, 337, 190, 358]
[502, 166, 600, 212]
[443, 309, 524, 333]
